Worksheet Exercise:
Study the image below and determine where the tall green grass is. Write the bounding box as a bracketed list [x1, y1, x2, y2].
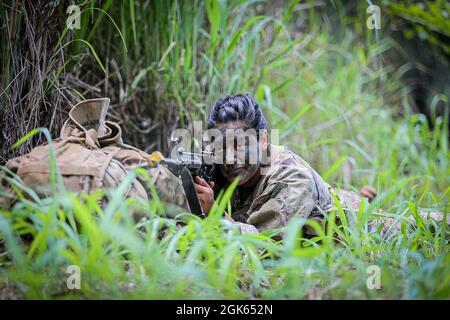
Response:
[0, 0, 449, 299]
[0, 141, 448, 299]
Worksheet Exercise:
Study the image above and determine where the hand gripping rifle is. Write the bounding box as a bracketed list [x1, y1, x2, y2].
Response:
[147, 150, 216, 218]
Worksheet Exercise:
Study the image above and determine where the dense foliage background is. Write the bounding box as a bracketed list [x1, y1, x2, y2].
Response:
[0, 0, 449, 299]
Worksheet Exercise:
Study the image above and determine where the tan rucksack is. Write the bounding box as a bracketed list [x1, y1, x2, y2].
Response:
[5, 98, 150, 203]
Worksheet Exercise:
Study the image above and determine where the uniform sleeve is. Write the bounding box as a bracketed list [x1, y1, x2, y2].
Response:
[246, 164, 317, 233]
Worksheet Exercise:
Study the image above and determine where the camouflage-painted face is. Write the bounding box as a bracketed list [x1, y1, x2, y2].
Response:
[214, 121, 267, 186]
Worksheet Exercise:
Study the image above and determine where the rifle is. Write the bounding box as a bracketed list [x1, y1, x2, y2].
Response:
[147, 150, 216, 218]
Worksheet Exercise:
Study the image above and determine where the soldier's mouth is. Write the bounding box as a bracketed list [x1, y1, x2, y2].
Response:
[225, 167, 245, 175]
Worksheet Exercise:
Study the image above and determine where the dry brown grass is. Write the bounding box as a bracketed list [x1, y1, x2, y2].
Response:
[0, 1, 79, 163]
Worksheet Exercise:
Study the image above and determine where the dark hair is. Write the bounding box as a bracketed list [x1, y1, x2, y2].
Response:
[207, 93, 267, 130]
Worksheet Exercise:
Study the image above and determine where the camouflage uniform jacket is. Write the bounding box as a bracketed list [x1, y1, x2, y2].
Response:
[223, 144, 335, 233]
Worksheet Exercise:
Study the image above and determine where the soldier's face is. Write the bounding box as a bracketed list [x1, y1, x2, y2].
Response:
[215, 121, 268, 186]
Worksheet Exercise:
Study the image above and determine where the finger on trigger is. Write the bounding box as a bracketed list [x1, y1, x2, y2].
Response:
[195, 183, 207, 193]
[196, 176, 208, 186]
